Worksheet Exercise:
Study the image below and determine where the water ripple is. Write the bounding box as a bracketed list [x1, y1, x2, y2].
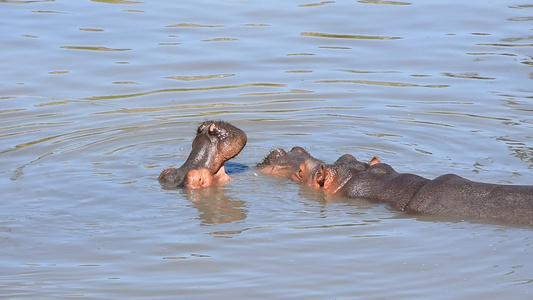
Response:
[477, 43, 533, 47]
[293, 223, 367, 230]
[165, 23, 224, 28]
[2, 0, 54, 3]
[315, 79, 449, 88]
[202, 37, 240, 42]
[442, 72, 496, 80]
[84, 83, 286, 100]
[299, 1, 335, 8]
[165, 74, 235, 81]
[358, 0, 411, 5]
[60, 46, 131, 51]
[91, 0, 142, 4]
[302, 32, 403, 40]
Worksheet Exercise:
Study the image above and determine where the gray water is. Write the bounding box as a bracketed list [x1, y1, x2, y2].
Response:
[1, 0, 532, 299]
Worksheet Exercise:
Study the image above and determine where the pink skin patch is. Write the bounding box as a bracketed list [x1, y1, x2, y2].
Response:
[185, 166, 231, 190]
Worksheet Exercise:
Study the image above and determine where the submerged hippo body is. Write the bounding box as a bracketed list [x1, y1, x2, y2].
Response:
[259, 148, 533, 226]
[159, 121, 247, 189]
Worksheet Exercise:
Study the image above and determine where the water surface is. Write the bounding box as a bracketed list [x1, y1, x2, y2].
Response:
[1, 0, 532, 299]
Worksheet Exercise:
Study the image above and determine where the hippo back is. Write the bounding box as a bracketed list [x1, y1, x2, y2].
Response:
[406, 174, 533, 226]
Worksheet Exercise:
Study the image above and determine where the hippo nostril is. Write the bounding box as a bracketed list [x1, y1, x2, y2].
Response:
[158, 168, 171, 181]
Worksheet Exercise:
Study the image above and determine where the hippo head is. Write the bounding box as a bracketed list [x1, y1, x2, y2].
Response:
[297, 154, 381, 194]
[256, 146, 314, 181]
[159, 120, 247, 189]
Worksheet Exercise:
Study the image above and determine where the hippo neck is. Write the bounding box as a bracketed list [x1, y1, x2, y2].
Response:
[342, 164, 430, 211]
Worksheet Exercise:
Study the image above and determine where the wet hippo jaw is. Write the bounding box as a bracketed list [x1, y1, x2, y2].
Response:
[184, 165, 231, 189]
[159, 165, 231, 190]
[159, 120, 247, 189]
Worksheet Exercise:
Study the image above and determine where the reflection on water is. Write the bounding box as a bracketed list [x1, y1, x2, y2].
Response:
[178, 162, 250, 225]
[499, 137, 533, 167]
[183, 187, 247, 225]
[1, 0, 532, 299]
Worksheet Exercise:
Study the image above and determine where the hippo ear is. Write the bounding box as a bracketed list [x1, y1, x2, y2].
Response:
[208, 123, 219, 136]
[315, 163, 326, 187]
[369, 156, 381, 166]
[295, 166, 304, 182]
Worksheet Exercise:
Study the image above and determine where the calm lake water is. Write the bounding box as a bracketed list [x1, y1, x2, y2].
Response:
[1, 0, 532, 299]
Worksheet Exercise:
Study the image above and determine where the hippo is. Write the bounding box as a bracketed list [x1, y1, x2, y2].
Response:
[258, 148, 533, 226]
[159, 120, 247, 189]
[256, 147, 314, 181]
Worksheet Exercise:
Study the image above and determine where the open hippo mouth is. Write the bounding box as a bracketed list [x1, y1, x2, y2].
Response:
[159, 120, 247, 189]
